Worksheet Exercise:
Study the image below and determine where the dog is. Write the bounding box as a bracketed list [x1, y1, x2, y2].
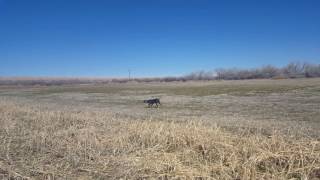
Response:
[143, 98, 161, 108]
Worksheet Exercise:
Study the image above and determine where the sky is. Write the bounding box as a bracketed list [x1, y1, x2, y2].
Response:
[0, 0, 320, 77]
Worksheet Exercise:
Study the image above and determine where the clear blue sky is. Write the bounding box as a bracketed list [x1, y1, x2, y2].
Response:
[1, 0, 320, 77]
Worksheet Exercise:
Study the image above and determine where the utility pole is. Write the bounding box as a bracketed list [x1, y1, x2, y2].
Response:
[128, 69, 131, 80]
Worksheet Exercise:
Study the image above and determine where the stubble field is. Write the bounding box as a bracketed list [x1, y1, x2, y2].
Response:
[0, 78, 320, 179]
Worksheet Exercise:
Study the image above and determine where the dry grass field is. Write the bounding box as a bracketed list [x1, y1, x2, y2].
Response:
[0, 78, 320, 179]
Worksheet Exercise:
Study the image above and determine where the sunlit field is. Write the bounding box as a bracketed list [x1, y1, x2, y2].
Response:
[1, 78, 320, 179]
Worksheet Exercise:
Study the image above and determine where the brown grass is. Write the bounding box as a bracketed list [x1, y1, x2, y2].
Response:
[0, 99, 320, 179]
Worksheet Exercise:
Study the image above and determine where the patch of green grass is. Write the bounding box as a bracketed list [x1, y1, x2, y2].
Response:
[24, 84, 318, 97]
[3, 78, 320, 97]
[165, 84, 314, 96]
[31, 85, 164, 96]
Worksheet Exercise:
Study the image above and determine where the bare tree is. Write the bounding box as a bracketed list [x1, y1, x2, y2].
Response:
[281, 62, 306, 78]
[260, 65, 280, 78]
[304, 63, 320, 77]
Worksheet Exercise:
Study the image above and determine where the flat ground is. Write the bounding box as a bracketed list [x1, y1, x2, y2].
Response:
[0, 78, 320, 179]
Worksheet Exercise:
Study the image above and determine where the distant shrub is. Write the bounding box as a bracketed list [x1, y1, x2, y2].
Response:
[272, 76, 288, 80]
[184, 70, 216, 80]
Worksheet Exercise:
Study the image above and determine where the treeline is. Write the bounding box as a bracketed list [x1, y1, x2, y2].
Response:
[1, 62, 319, 86]
[184, 62, 320, 80]
[0, 77, 186, 85]
[112, 62, 320, 82]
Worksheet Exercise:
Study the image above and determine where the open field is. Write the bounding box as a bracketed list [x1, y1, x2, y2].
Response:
[0, 78, 320, 179]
